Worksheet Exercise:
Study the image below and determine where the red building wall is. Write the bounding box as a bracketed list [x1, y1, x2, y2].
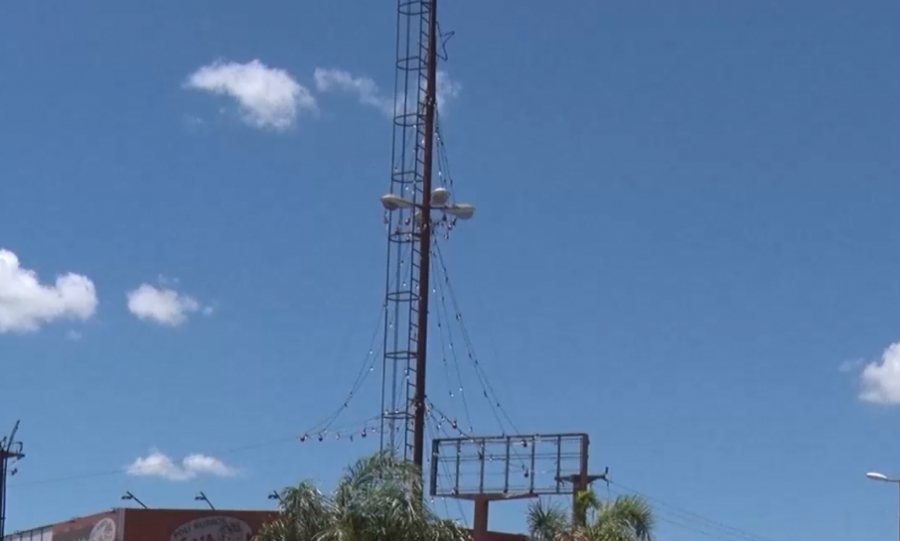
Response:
[15, 508, 524, 541]
[51, 511, 120, 541]
[121, 510, 275, 541]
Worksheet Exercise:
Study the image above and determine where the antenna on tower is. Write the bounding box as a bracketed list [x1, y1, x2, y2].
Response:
[0, 420, 25, 540]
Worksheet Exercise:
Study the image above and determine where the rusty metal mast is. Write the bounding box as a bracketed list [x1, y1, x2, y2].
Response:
[379, 0, 440, 475]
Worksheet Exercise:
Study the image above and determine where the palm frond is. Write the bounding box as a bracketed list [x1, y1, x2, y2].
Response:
[260, 452, 468, 541]
[527, 499, 571, 541]
[594, 495, 654, 541]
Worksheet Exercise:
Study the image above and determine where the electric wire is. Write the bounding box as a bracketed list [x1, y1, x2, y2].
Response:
[310, 302, 387, 436]
[607, 481, 787, 541]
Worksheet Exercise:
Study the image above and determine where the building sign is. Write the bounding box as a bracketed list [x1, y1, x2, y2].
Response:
[54, 518, 116, 541]
[169, 517, 253, 541]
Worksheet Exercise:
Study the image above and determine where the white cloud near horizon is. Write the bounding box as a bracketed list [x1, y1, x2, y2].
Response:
[313, 68, 461, 117]
[126, 449, 237, 481]
[126, 283, 207, 327]
[859, 343, 900, 404]
[0, 248, 98, 333]
[186, 59, 317, 131]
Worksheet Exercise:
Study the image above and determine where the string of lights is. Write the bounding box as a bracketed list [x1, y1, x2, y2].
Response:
[10, 415, 385, 490]
[11, 294, 397, 490]
[429, 233, 533, 478]
[437, 111, 766, 541]
[305, 303, 387, 436]
[426, 411, 469, 526]
[9, 422, 785, 541]
[435, 114, 455, 195]
[432, 240, 522, 436]
[430, 250, 476, 434]
[429, 117, 535, 479]
[430, 241, 536, 482]
[426, 400, 471, 438]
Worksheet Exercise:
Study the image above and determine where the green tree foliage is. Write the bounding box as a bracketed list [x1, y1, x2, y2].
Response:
[527, 490, 654, 541]
[255, 451, 472, 541]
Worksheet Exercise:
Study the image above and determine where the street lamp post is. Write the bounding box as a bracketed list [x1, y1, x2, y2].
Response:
[121, 491, 148, 509]
[867, 471, 900, 541]
[194, 491, 215, 511]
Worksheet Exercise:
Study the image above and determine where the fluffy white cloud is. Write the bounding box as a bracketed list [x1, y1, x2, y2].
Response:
[0, 249, 98, 333]
[186, 59, 317, 131]
[313, 68, 460, 117]
[126, 284, 204, 327]
[126, 449, 237, 481]
[860, 343, 900, 404]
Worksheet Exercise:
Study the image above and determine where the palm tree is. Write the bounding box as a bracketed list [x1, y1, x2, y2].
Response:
[255, 451, 471, 541]
[527, 490, 654, 541]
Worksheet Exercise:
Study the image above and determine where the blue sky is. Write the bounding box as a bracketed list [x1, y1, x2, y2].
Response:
[1, 1, 900, 541]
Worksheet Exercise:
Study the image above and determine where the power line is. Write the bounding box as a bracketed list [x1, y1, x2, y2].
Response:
[608, 480, 788, 541]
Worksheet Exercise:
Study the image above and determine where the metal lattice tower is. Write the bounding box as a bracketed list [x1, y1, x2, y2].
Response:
[379, 0, 437, 461]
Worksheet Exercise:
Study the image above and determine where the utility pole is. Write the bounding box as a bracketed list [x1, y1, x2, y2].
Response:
[411, 0, 440, 473]
[0, 421, 25, 540]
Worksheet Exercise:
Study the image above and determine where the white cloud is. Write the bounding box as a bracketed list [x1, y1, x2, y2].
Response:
[0, 249, 98, 333]
[126, 449, 237, 481]
[860, 343, 900, 404]
[66, 330, 83, 342]
[186, 59, 317, 131]
[313, 68, 460, 117]
[314, 68, 393, 115]
[126, 284, 205, 327]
